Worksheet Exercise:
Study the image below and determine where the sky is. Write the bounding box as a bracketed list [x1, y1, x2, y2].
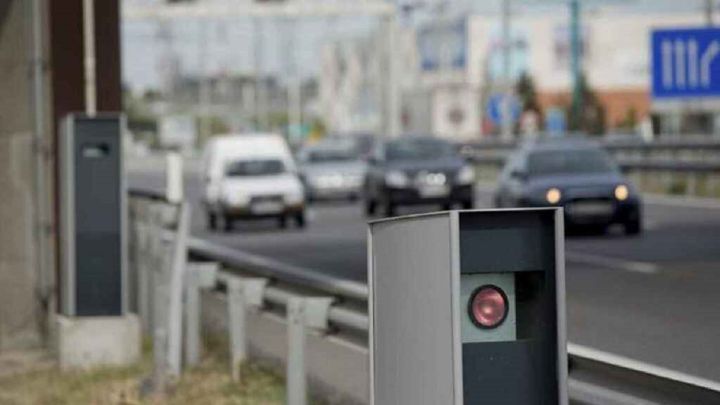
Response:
[121, 0, 717, 92]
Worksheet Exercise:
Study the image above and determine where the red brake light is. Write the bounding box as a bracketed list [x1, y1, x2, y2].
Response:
[468, 285, 509, 329]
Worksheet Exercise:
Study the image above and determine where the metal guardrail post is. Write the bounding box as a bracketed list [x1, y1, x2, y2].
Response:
[286, 296, 333, 405]
[150, 203, 171, 394]
[166, 203, 191, 377]
[184, 262, 218, 367]
[227, 276, 268, 381]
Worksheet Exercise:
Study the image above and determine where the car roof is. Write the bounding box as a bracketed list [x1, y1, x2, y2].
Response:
[521, 136, 603, 153]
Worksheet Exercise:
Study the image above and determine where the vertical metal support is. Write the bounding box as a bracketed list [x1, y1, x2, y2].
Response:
[286, 296, 333, 405]
[150, 204, 171, 393]
[227, 276, 268, 381]
[227, 278, 247, 381]
[82, 0, 97, 115]
[165, 152, 183, 204]
[569, 0, 582, 127]
[286, 297, 307, 405]
[184, 262, 218, 367]
[501, 0, 513, 141]
[166, 203, 191, 377]
[384, 15, 401, 138]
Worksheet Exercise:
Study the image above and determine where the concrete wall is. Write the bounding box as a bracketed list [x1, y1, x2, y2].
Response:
[0, 0, 42, 351]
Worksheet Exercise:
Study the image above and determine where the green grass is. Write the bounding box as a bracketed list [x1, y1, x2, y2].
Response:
[0, 343, 285, 405]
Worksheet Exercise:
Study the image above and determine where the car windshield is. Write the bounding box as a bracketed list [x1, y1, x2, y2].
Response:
[225, 159, 285, 177]
[386, 139, 455, 161]
[527, 149, 617, 176]
[306, 150, 357, 163]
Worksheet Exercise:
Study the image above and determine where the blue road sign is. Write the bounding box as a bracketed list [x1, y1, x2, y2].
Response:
[651, 27, 720, 99]
[486, 93, 521, 127]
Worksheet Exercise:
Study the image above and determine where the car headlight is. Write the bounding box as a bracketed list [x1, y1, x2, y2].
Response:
[546, 188, 562, 204]
[385, 170, 410, 188]
[456, 166, 475, 185]
[615, 184, 629, 201]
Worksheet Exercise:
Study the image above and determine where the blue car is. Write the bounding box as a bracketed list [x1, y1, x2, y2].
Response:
[493, 138, 642, 234]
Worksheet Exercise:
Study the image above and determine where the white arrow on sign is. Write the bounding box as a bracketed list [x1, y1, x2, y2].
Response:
[700, 41, 720, 87]
[661, 38, 719, 90]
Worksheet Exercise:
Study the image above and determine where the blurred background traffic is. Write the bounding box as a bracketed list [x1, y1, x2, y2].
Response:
[2, 0, 720, 399]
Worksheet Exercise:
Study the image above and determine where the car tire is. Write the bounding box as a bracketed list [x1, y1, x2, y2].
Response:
[385, 201, 396, 217]
[278, 215, 288, 229]
[461, 200, 474, 210]
[442, 202, 452, 211]
[365, 198, 377, 216]
[294, 211, 306, 228]
[624, 218, 641, 235]
[207, 211, 217, 231]
[222, 215, 233, 232]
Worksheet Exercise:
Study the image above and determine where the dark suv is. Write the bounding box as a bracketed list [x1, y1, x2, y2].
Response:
[364, 136, 475, 217]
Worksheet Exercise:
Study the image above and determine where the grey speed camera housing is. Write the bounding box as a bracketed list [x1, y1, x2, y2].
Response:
[369, 208, 567, 405]
[60, 113, 126, 316]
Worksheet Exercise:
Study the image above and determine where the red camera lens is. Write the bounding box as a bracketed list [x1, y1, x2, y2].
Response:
[469, 285, 508, 329]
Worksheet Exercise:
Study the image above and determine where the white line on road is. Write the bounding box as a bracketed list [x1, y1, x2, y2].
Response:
[644, 194, 720, 210]
[569, 378, 661, 405]
[566, 251, 659, 274]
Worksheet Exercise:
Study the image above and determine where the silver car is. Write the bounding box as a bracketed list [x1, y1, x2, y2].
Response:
[297, 142, 367, 202]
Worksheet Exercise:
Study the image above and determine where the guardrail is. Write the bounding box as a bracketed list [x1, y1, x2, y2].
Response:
[461, 140, 720, 198]
[128, 186, 720, 404]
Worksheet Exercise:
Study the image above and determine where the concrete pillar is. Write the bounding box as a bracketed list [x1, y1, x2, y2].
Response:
[0, 0, 42, 350]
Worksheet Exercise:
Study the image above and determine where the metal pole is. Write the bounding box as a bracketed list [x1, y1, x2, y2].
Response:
[286, 18, 302, 143]
[385, 16, 401, 138]
[227, 279, 247, 381]
[199, 21, 212, 140]
[82, 0, 97, 115]
[501, 0, 513, 141]
[286, 297, 307, 405]
[166, 203, 191, 376]
[570, 0, 582, 130]
[706, 0, 715, 25]
[256, 19, 269, 130]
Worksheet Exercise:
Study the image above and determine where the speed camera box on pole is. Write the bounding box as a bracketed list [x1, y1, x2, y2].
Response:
[368, 209, 567, 405]
[60, 113, 126, 316]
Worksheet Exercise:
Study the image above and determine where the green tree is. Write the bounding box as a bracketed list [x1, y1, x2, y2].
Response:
[516, 73, 541, 114]
[567, 73, 606, 135]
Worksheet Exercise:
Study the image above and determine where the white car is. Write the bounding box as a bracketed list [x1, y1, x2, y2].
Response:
[201, 133, 306, 231]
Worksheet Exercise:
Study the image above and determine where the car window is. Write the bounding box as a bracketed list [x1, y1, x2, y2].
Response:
[386, 139, 455, 161]
[225, 159, 285, 177]
[527, 149, 617, 176]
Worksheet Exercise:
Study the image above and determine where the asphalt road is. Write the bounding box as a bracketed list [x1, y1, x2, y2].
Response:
[129, 162, 720, 382]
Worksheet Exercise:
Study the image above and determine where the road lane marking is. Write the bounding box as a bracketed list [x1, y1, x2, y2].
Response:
[644, 194, 720, 210]
[566, 251, 659, 274]
[569, 343, 720, 394]
[568, 379, 660, 405]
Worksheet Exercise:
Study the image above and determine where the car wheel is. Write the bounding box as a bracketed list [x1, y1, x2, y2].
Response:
[207, 211, 217, 231]
[442, 202, 452, 211]
[365, 198, 377, 216]
[278, 215, 288, 229]
[624, 218, 641, 235]
[385, 201, 396, 217]
[222, 215, 233, 232]
[461, 200, 474, 210]
[294, 211, 306, 228]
